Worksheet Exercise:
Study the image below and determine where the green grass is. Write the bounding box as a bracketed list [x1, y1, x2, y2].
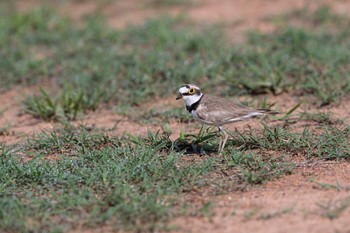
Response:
[150, 0, 192, 7]
[1, 5, 350, 121]
[0, 126, 215, 232]
[2, 117, 350, 232]
[0, 124, 298, 233]
[0, 7, 226, 101]
[173, 126, 218, 154]
[228, 125, 350, 160]
[5, 120, 350, 232]
[24, 85, 102, 121]
[2, 3, 350, 232]
[228, 150, 293, 184]
[300, 111, 343, 125]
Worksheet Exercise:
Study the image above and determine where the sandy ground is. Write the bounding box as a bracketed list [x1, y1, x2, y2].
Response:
[2, 0, 350, 232]
[172, 161, 350, 233]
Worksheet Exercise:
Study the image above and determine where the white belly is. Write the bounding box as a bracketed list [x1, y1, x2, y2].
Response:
[191, 109, 259, 126]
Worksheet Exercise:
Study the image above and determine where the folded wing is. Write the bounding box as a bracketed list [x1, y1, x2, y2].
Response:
[195, 95, 273, 125]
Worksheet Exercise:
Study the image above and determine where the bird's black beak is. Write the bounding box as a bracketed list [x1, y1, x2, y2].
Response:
[176, 92, 182, 100]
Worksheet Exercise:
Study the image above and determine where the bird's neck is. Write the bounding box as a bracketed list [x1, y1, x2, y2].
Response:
[185, 94, 203, 112]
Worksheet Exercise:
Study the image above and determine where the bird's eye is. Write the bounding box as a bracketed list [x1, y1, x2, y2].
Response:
[188, 88, 196, 94]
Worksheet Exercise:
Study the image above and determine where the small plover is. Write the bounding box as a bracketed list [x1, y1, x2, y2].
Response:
[176, 84, 278, 153]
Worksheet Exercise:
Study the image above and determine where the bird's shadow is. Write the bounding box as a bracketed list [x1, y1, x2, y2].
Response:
[172, 125, 221, 155]
[173, 138, 218, 156]
[172, 133, 252, 156]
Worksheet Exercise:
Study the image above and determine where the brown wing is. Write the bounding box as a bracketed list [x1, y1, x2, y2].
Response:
[195, 95, 269, 125]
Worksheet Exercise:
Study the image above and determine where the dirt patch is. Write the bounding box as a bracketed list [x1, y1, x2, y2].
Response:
[172, 161, 350, 233]
[1, 86, 348, 145]
[0, 87, 196, 145]
[0, 85, 53, 145]
[0, 85, 160, 145]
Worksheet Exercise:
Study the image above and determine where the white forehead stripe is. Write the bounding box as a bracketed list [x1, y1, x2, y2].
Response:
[179, 86, 189, 94]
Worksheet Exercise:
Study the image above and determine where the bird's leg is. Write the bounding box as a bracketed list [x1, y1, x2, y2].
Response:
[217, 126, 228, 154]
[221, 129, 228, 153]
[217, 126, 222, 153]
[217, 126, 223, 154]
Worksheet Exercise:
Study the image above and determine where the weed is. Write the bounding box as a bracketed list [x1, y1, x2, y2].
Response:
[300, 111, 343, 125]
[0, 124, 12, 136]
[228, 125, 350, 160]
[258, 208, 293, 220]
[24, 85, 103, 121]
[243, 207, 261, 220]
[150, 0, 191, 7]
[192, 201, 215, 217]
[174, 126, 218, 154]
[25, 125, 119, 156]
[278, 102, 302, 120]
[128, 130, 173, 152]
[313, 127, 350, 160]
[311, 180, 350, 191]
[228, 150, 294, 184]
[24, 88, 58, 120]
[0, 143, 12, 157]
[318, 196, 350, 220]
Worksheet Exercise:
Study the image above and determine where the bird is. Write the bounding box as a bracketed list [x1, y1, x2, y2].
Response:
[176, 84, 278, 154]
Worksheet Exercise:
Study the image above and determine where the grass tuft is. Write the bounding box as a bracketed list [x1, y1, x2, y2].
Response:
[24, 85, 103, 121]
[318, 196, 350, 220]
[174, 126, 218, 154]
[228, 150, 294, 184]
[229, 125, 350, 160]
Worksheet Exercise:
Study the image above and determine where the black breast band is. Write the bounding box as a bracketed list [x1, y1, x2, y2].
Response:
[186, 95, 203, 112]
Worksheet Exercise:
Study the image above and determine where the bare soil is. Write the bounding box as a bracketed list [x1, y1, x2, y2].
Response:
[172, 161, 350, 233]
[3, 0, 350, 232]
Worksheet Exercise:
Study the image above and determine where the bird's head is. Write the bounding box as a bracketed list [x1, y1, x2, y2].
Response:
[176, 84, 203, 106]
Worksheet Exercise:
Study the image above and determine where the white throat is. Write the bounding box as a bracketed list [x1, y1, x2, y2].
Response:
[183, 94, 203, 108]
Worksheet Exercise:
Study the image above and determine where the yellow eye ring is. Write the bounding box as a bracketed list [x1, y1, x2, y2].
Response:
[188, 88, 196, 94]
